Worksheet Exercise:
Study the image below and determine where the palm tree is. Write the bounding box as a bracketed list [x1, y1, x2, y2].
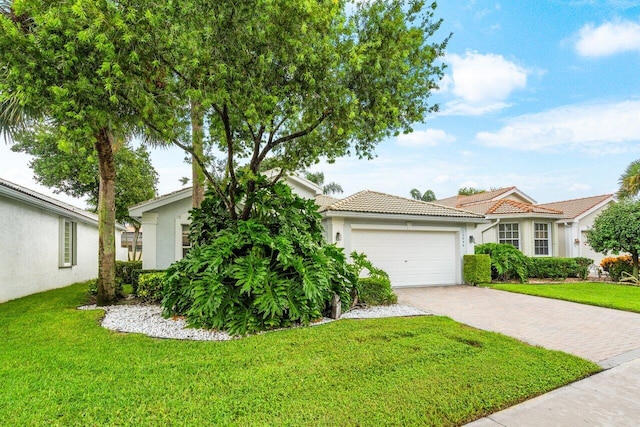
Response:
[618, 159, 640, 200]
[304, 171, 344, 195]
[410, 188, 436, 202]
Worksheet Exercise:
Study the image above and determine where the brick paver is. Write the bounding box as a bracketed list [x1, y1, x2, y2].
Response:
[396, 285, 640, 365]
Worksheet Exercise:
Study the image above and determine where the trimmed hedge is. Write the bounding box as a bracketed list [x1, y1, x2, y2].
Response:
[528, 257, 593, 280]
[463, 254, 491, 285]
[137, 272, 167, 303]
[131, 269, 165, 296]
[357, 277, 397, 306]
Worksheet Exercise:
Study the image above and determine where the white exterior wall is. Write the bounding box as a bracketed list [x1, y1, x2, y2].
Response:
[478, 218, 559, 257]
[141, 197, 192, 270]
[1, 196, 99, 303]
[324, 216, 475, 286]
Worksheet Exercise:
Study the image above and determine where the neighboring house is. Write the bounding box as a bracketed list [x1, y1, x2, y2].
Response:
[130, 177, 486, 287]
[128, 174, 323, 271]
[0, 178, 127, 303]
[437, 188, 615, 266]
[539, 194, 615, 266]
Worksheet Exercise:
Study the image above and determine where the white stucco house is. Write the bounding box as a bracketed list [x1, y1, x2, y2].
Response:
[129, 175, 486, 287]
[437, 187, 615, 266]
[0, 178, 127, 303]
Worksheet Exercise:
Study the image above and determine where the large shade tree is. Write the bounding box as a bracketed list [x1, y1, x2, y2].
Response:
[0, 1, 175, 304]
[147, 0, 450, 218]
[586, 201, 640, 279]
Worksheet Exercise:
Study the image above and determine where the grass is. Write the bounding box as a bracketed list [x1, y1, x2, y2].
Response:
[489, 282, 640, 313]
[0, 282, 599, 426]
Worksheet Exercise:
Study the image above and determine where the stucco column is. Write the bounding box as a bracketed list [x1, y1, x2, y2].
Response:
[141, 212, 158, 270]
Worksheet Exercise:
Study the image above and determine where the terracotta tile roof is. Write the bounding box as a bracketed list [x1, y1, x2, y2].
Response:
[486, 199, 563, 215]
[437, 187, 516, 208]
[320, 190, 484, 218]
[538, 194, 614, 219]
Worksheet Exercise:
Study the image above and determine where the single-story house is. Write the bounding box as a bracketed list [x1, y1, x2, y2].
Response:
[0, 178, 128, 303]
[437, 188, 615, 266]
[129, 176, 486, 287]
[539, 194, 615, 266]
[129, 174, 331, 271]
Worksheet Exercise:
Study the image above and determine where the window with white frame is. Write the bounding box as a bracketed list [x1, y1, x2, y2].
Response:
[181, 224, 191, 258]
[534, 223, 551, 255]
[498, 223, 520, 249]
[59, 218, 77, 267]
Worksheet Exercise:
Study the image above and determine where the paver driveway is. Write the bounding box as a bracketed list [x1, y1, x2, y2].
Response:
[395, 285, 640, 367]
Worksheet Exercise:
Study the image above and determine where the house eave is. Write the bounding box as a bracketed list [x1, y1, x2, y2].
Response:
[128, 187, 192, 218]
[0, 181, 121, 229]
[485, 213, 564, 220]
[322, 210, 488, 224]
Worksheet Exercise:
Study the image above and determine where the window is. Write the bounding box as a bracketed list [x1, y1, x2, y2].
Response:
[534, 223, 551, 255]
[498, 223, 520, 249]
[59, 218, 77, 268]
[181, 224, 191, 258]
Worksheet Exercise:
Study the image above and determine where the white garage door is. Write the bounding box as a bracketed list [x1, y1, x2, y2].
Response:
[350, 229, 459, 287]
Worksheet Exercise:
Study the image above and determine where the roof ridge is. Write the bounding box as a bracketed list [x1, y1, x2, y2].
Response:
[539, 194, 614, 205]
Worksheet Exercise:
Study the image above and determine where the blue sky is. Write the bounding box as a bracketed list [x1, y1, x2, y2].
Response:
[2, 0, 640, 206]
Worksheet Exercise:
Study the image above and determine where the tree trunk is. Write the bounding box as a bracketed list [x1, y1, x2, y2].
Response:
[191, 101, 205, 208]
[131, 223, 141, 261]
[633, 252, 639, 280]
[95, 128, 118, 306]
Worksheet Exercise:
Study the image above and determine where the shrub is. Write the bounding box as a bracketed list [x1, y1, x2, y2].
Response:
[475, 243, 528, 283]
[349, 251, 395, 305]
[356, 277, 397, 305]
[115, 261, 142, 291]
[463, 254, 492, 285]
[528, 258, 577, 280]
[574, 257, 594, 280]
[163, 178, 356, 335]
[131, 269, 165, 295]
[137, 272, 167, 303]
[601, 256, 633, 282]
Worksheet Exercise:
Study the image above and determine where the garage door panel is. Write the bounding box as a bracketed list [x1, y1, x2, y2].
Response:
[350, 229, 458, 287]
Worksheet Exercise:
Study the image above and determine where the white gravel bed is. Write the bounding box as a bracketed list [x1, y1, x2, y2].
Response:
[78, 303, 429, 341]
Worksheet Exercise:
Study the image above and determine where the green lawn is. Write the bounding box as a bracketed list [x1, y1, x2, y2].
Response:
[0, 282, 599, 426]
[490, 282, 640, 313]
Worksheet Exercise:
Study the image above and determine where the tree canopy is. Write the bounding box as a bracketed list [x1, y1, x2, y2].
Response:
[0, 1, 171, 304]
[149, 0, 449, 219]
[618, 159, 640, 200]
[458, 187, 486, 196]
[410, 188, 436, 201]
[586, 201, 640, 279]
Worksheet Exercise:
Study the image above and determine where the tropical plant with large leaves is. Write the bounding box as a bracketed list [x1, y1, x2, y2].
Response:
[162, 175, 357, 335]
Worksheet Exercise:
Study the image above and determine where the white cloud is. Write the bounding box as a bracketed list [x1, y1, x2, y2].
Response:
[568, 183, 592, 192]
[396, 129, 455, 147]
[448, 52, 528, 103]
[476, 100, 640, 154]
[575, 20, 640, 57]
[441, 52, 529, 115]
